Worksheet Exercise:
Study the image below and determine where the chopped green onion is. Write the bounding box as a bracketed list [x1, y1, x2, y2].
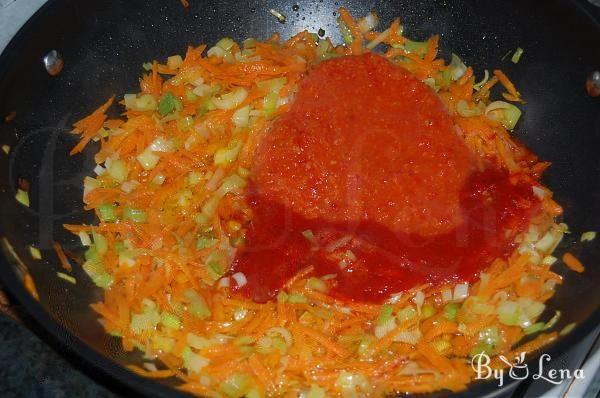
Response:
[123, 207, 147, 223]
[15, 189, 30, 207]
[158, 92, 183, 116]
[29, 246, 42, 260]
[511, 47, 524, 64]
[142, 62, 153, 71]
[98, 203, 117, 222]
[57, 272, 76, 284]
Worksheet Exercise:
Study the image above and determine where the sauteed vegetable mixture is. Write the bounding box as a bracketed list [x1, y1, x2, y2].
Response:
[63, 8, 584, 397]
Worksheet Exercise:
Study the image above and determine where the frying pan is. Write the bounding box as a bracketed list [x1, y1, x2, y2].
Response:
[0, 0, 599, 396]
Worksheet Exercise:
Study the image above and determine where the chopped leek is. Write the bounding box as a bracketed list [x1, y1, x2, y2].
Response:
[123, 207, 147, 223]
[82, 259, 113, 288]
[485, 101, 522, 130]
[124, 94, 157, 111]
[92, 231, 108, 255]
[216, 174, 247, 198]
[422, 305, 436, 319]
[306, 277, 328, 293]
[449, 53, 467, 80]
[443, 303, 460, 320]
[220, 373, 253, 397]
[182, 347, 209, 374]
[98, 203, 117, 222]
[256, 77, 287, 93]
[511, 47, 524, 64]
[307, 385, 326, 398]
[108, 159, 128, 182]
[57, 272, 76, 284]
[136, 148, 160, 170]
[167, 55, 183, 69]
[160, 312, 181, 329]
[184, 290, 211, 319]
[158, 92, 182, 116]
[2, 145, 10, 154]
[15, 189, 30, 207]
[216, 37, 235, 51]
[29, 246, 42, 260]
[404, 39, 428, 56]
[377, 304, 394, 325]
[269, 8, 286, 24]
[212, 87, 248, 110]
[232, 105, 251, 127]
[580, 231, 596, 242]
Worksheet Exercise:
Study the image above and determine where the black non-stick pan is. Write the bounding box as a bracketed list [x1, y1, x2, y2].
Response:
[0, 0, 599, 396]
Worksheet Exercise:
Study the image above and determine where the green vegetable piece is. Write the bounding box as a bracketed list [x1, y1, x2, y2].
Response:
[98, 203, 117, 222]
[158, 92, 182, 116]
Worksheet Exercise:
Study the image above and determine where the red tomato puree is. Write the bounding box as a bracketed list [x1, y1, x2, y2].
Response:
[231, 53, 539, 303]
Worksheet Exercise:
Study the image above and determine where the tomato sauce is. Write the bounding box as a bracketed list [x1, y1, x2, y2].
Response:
[231, 53, 539, 303]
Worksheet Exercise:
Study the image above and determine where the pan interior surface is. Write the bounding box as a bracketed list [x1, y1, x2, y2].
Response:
[0, 0, 598, 396]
